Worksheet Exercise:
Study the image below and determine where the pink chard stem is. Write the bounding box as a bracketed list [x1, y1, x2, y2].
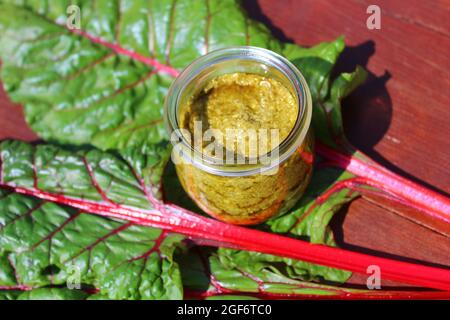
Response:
[317, 142, 450, 227]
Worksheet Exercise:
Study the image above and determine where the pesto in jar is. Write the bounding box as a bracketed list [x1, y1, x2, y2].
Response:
[174, 72, 314, 225]
[180, 73, 298, 157]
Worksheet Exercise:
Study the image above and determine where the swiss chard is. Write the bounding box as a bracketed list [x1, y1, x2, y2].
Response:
[0, 188, 184, 299]
[0, 0, 449, 300]
[1, 140, 450, 297]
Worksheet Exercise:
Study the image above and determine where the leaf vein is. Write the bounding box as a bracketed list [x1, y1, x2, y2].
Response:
[64, 221, 134, 264]
[30, 211, 83, 250]
[164, 0, 178, 64]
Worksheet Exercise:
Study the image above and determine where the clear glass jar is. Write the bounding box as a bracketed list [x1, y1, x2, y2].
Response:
[165, 47, 313, 225]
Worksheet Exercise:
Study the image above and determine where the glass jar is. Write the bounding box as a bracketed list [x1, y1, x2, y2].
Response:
[165, 47, 313, 225]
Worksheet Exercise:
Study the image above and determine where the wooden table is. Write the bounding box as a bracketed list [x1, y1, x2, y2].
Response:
[1, 0, 449, 289]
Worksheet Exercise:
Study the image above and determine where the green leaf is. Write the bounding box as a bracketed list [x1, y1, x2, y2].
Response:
[0, 290, 22, 300]
[0, 0, 281, 152]
[216, 247, 350, 285]
[211, 254, 340, 295]
[283, 37, 345, 101]
[178, 248, 357, 298]
[0, 287, 92, 300]
[0, 139, 169, 208]
[0, 193, 184, 299]
[325, 66, 368, 140]
[16, 288, 89, 300]
[268, 168, 356, 240]
[0, 141, 185, 299]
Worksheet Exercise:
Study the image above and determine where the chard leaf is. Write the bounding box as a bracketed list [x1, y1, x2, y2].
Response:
[324, 66, 368, 142]
[210, 254, 342, 296]
[15, 288, 89, 300]
[268, 168, 357, 241]
[0, 0, 280, 152]
[0, 193, 184, 300]
[179, 247, 372, 299]
[0, 143, 184, 300]
[283, 38, 346, 101]
[0, 287, 92, 300]
[0, 290, 22, 300]
[0, 140, 170, 207]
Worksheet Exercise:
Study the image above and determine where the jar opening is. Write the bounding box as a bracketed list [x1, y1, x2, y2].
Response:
[164, 46, 312, 177]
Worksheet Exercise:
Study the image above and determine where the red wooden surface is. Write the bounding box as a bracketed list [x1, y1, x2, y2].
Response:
[0, 0, 449, 289]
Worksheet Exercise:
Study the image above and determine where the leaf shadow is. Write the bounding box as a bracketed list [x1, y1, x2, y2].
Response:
[333, 40, 393, 150]
[332, 40, 395, 155]
[336, 42, 448, 196]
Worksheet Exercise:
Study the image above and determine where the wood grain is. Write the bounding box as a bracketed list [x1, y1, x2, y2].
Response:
[0, 0, 449, 289]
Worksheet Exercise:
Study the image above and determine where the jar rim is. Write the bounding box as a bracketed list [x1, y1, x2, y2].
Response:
[164, 46, 312, 177]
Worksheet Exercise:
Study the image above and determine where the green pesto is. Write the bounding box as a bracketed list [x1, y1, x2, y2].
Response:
[176, 73, 313, 225]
